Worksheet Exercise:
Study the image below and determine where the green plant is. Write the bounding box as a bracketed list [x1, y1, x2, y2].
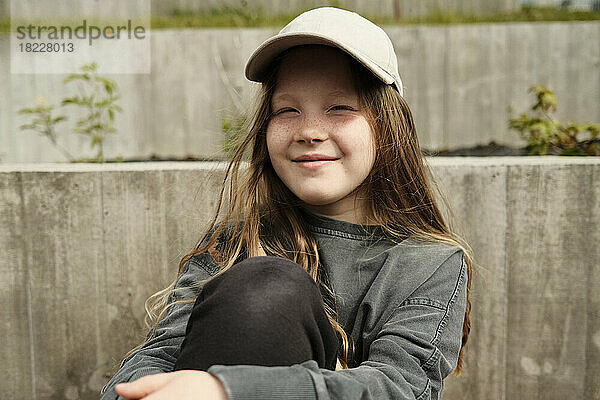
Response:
[509, 85, 599, 156]
[18, 97, 73, 160]
[157, 0, 264, 28]
[18, 62, 122, 163]
[214, 0, 262, 26]
[61, 62, 122, 162]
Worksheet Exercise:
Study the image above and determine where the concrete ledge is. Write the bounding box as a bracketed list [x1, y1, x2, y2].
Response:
[1, 157, 599, 399]
[2, 155, 599, 172]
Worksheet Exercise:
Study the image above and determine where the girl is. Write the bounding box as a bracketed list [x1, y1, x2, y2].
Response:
[102, 7, 474, 400]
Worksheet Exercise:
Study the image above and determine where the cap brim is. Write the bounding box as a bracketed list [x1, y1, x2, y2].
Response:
[245, 32, 396, 87]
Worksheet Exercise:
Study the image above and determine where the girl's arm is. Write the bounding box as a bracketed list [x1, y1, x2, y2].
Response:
[205, 250, 467, 400]
[100, 253, 218, 400]
[118, 249, 467, 400]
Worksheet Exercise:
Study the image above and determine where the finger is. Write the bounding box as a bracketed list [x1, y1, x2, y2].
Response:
[114, 373, 178, 399]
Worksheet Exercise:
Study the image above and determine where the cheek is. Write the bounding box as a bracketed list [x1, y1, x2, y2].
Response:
[340, 120, 376, 162]
[265, 124, 277, 153]
[266, 121, 282, 144]
[366, 134, 377, 166]
[359, 121, 377, 164]
[266, 125, 287, 166]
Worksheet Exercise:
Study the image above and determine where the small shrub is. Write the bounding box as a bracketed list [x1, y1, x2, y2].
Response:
[509, 85, 599, 156]
[18, 62, 122, 163]
[18, 97, 72, 160]
[61, 62, 122, 162]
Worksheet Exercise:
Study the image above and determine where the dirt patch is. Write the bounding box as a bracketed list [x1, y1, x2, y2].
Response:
[423, 142, 529, 157]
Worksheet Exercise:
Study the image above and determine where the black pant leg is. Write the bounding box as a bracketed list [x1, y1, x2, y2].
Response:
[173, 256, 339, 371]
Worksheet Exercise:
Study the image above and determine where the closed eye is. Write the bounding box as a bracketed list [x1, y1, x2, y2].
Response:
[274, 107, 299, 115]
[327, 105, 356, 112]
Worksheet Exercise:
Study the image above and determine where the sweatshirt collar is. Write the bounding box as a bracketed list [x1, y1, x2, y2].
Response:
[299, 207, 386, 238]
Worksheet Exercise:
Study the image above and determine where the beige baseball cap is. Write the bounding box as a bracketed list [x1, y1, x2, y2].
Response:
[245, 7, 404, 96]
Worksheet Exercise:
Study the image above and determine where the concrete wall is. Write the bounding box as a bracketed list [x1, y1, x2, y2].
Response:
[0, 0, 521, 19]
[1, 22, 599, 163]
[0, 0, 7, 19]
[1, 157, 599, 399]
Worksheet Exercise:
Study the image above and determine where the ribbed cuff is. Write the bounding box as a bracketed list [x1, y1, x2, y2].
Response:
[208, 362, 319, 400]
[101, 367, 164, 400]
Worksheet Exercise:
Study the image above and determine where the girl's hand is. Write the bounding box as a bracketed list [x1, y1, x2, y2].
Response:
[114, 370, 228, 400]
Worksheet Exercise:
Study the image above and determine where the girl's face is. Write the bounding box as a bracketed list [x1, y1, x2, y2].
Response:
[266, 46, 376, 224]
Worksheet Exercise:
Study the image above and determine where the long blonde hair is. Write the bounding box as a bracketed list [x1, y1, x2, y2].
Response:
[135, 46, 474, 374]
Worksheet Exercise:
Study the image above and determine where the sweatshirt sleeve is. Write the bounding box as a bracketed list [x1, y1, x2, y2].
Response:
[100, 254, 217, 400]
[208, 250, 468, 400]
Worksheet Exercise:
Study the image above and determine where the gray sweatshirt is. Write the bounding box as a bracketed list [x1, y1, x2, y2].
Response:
[101, 209, 467, 400]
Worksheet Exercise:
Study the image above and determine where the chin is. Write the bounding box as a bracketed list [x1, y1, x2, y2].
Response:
[297, 193, 341, 207]
[301, 199, 331, 207]
[287, 182, 348, 206]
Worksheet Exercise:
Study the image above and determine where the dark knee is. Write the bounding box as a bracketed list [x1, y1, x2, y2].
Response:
[202, 256, 322, 314]
[181, 255, 338, 371]
[212, 256, 316, 293]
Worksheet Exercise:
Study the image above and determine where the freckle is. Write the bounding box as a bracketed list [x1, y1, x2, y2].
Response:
[520, 356, 541, 376]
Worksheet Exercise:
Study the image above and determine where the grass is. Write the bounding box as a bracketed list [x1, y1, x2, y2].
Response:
[0, 6, 599, 33]
[393, 5, 600, 25]
[0, 18, 8, 32]
[148, 5, 600, 29]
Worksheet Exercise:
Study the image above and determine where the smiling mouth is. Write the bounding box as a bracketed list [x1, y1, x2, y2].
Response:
[292, 158, 339, 169]
[292, 159, 338, 162]
[292, 156, 340, 162]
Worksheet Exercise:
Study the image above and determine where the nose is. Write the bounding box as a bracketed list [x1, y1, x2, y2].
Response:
[294, 114, 328, 144]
